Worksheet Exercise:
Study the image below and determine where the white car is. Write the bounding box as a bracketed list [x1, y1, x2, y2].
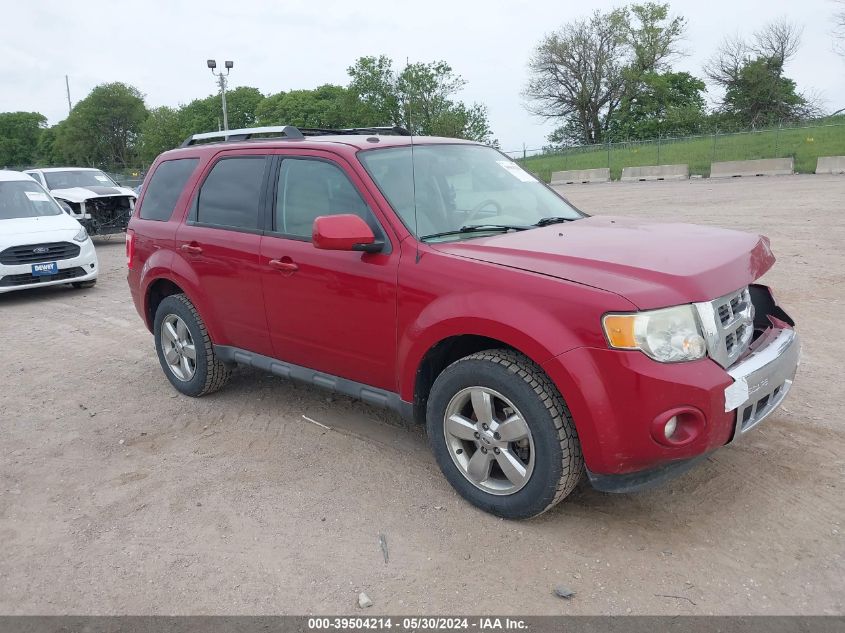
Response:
[0, 170, 98, 294]
[24, 167, 136, 236]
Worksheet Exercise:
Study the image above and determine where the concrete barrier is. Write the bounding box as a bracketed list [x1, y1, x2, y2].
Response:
[550, 168, 611, 184]
[710, 158, 793, 178]
[621, 164, 689, 182]
[816, 156, 845, 175]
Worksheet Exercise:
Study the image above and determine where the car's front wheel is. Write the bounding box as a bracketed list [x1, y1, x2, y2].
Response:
[426, 349, 583, 519]
[153, 294, 231, 397]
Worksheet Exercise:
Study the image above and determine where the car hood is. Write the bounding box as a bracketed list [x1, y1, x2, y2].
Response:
[431, 216, 775, 309]
[0, 213, 82, 246]
[50, 186, 136, 202]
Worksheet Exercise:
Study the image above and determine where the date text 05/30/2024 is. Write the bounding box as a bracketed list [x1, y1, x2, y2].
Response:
[307, 617, 528, 630]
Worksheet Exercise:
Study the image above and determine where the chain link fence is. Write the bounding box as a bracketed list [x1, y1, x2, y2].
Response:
[506, 120, 845, 182]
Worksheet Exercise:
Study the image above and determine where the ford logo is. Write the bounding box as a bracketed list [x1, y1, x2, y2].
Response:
[33, 247, 50, 254]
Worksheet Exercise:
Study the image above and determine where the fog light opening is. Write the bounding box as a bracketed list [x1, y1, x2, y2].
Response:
[664, 416, 678, 440]
[651, 407, 705, 447]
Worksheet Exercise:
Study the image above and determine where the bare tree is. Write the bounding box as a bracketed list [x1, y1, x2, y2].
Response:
[524, 3, 686, 145]
[704, 34, 750, 85]
[752, 19, 803, 65]
[706, 19, 802, 87]
[524, 9, 628, 145]
[704, 18, 826, 125]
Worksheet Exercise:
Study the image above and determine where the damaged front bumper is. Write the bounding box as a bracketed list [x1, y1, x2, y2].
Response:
[65, 196, 134, 236]
[724, 325, 800, 442]
[556, 284, 801, 493]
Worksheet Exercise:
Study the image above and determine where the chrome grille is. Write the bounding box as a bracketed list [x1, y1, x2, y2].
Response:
[695, 286, 755, 368]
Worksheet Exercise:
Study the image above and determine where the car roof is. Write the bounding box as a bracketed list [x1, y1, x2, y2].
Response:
[0, 169, 40, 182]
[159, 134, 479, 160]
[29, 167, 102, 173]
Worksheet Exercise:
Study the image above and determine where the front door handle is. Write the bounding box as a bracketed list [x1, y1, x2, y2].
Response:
[180, 243, 203, 255]
[269, 259, 299, 273]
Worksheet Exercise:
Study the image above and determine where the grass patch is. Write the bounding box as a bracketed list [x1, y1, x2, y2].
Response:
[519, 117, 845, 182]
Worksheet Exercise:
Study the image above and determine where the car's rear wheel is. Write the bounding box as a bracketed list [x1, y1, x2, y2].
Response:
[426, 349, 583, 519]
[153, 294, 230, 397]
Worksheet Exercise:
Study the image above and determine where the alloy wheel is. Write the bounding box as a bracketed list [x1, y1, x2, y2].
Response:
[443, 386, 535, 495]
[160, 314, 197, 382]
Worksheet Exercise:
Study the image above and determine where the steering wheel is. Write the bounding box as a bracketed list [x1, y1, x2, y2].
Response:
[464, 199, 503, 225]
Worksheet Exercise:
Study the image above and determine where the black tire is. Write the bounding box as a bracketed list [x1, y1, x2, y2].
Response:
[426, 349, 583, 519]
[153, 293, 231, 397]
[71, 280, 97, 289]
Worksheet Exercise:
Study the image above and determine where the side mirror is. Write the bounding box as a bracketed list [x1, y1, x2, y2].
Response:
[312, 214, 383, 253]
[58, 200, 74, 215]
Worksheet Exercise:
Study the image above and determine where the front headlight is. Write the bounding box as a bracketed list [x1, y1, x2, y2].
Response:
[73, 227, 89, 242]
[602, 305, 707, 362]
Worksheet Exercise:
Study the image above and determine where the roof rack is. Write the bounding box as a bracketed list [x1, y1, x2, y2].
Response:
[298, 126, 411, 137]
[180, 125, 411, 147]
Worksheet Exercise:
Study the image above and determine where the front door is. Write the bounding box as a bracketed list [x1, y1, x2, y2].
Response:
[259, 153, 399, 391]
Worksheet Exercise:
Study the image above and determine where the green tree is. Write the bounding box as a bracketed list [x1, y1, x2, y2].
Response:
[139, 106, 185, 164]
[177, 86, 264, 136]
[34, 125, 58, 165]
[347, 56, 401, 125]
[255, 85, 380, 128]
[0, 111, 47, 166]
[625, 2, 686, 75]
[347, 56, 493, 142]
[721, 58, 808, 126]
[52, 82, 147, 168]
[525, 2, 686, 145]
[609, 71, 707, 139]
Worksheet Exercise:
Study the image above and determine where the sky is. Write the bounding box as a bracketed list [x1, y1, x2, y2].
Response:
[1, 0, 843, 152]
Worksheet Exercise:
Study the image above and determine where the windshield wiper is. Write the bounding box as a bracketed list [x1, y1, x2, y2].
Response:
[420, 224, 529, 241]
[533, 216, 577, 227]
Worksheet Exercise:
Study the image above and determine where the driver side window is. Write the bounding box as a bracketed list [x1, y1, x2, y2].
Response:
[275, 158, 372, 239]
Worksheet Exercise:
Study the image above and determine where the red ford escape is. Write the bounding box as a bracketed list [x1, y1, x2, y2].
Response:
[127, 126, 800, 519]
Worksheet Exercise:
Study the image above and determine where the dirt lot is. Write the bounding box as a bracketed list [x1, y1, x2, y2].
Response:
[0, 175, 842, 615]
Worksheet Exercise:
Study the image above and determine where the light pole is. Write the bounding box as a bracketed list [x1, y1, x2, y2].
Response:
[207, 59, 234, 132]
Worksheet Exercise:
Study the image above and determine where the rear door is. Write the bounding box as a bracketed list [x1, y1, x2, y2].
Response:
[259, 151, 399, 391]
[175, 151, 274, 356]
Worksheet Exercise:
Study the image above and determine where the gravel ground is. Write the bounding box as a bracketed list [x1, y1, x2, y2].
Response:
[0, 175, 842, 615]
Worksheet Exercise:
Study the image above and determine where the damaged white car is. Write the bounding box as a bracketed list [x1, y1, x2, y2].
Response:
[24, 167, 136, 236]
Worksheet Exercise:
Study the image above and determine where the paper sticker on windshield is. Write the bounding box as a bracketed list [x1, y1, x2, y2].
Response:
[25, 191, 49, 202]
[496, 160, 536, 182]
[95, 174, 109, 182]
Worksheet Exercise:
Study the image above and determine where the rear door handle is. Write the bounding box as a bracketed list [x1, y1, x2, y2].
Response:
[269, 259, 298, 273]
[180, 244, 203, 255]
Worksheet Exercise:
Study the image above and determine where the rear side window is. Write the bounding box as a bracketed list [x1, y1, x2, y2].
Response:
[139, 158, 199, 221]
[196, 157, 266, 230]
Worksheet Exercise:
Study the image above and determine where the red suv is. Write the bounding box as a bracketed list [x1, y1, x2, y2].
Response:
[127, 126, 800, 519]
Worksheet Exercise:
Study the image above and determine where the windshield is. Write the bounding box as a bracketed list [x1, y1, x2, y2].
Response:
[44, 170, 117, 190]
[359, 144, 582, 241]
[0, 180, 63, 220]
